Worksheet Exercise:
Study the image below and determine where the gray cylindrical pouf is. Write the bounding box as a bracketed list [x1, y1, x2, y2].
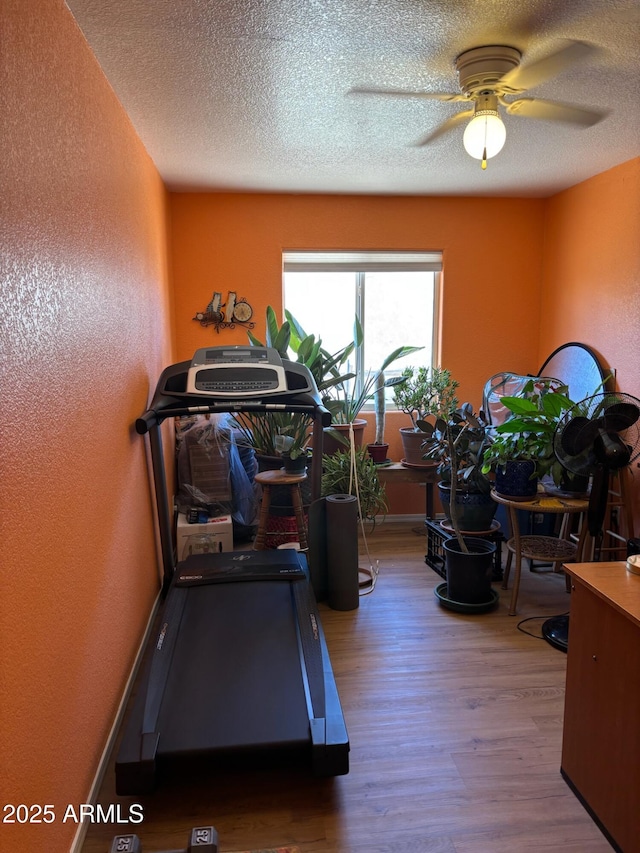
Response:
[326, 493, 359, 611]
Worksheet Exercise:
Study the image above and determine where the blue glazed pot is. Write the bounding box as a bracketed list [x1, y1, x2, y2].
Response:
[495, 459, 538, 500]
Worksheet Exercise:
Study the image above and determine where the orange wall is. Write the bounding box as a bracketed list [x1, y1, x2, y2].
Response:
[170, 193, 545, 510]
[4, 4, 637, 849]
[540, 157, 640, 523]
[1, 2, 172, 851]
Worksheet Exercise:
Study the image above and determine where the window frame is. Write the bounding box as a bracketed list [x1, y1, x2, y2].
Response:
[282, 250, 443, 407]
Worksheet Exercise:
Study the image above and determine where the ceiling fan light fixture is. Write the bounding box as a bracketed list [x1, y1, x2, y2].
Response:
[463, 95, 506, 169]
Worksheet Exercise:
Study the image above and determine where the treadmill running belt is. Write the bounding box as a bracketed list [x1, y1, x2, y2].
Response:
[159, 581, 310, 752]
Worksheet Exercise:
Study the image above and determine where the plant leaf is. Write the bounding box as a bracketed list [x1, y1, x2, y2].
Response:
[500, 396, 538, 414]
[379, 345, 423, 372]
[272, 321, 291, 355]
[353, 315, 364, 348]
[247, 329, 264, 347]
[541, 392, 572, 416]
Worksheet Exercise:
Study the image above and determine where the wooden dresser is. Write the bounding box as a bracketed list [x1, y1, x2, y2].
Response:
[562, 561, 640, 852]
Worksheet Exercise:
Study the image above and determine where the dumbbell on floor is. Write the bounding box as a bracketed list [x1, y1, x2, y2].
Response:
[110, 826, 218, 853]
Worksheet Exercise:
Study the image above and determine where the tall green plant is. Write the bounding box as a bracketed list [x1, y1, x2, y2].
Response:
[248, 306, 357, 404]
[416, 376, 491, 553]
[325, 317, 423, 424]
[373, 370, 386, 444]
[240, 306, 357, 455]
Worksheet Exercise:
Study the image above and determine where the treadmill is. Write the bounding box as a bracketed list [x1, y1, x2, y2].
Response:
[115, 346, 349, 795]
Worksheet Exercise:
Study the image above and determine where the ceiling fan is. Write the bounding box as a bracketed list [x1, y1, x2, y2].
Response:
[351, 41, 608, 169]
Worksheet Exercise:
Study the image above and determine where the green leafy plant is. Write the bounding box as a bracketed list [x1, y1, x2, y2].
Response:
[393, 366, 459, 430]
[324, 317, 422, 424]
[419, 405, 492, 495]
[238, 306, 356, 456]
[321, 448, 388, 524]
[480, 378, 574, 484]
[415, 377, 493, 551]
[232, 410, 313, 459]
[248, 305, 358, 400]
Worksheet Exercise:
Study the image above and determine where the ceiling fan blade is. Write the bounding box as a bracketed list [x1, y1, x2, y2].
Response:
[505, 97, 607, 127]
[413, 109, 475, 146]
[499, 40, 599, 92]
[349, 86, 469, 103]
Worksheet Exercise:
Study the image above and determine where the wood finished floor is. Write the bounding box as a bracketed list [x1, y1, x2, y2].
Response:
[82, 523, 612, 853]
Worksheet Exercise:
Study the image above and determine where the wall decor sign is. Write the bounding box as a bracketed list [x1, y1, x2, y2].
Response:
[193, 291, 255, 332]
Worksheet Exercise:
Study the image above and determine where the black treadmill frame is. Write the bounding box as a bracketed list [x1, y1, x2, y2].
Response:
[136, 355, 331, 592]
[115, 351, 349, 794]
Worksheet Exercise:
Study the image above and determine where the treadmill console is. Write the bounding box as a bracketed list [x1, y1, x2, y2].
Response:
[186, 346, 288, 396]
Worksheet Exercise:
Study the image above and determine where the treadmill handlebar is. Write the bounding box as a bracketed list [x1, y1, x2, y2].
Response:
[136, 402, 331, 434]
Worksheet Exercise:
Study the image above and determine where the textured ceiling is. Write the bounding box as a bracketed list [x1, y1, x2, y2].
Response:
[66, 0, 640, 197]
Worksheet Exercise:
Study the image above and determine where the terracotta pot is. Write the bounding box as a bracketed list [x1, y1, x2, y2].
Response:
[367, 442, 389, 464]
[322, 419, 367, 456]
[399, 427, 432, 466]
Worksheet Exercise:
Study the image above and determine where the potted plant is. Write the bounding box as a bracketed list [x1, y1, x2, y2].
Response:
[367, 370, 390, 464]
[418, 391, 497, 606]
[480, 378, 575, 498]
[393, 366, 459, 465]
[321, 447, 388, 525]
[419, 402, 497, 532]
[231, 409, 313, 464]
[231, 409, 314, 516]
[274, 428, 311, 474]
[322, 317, 422, 453]
[240, 306, 357, 463]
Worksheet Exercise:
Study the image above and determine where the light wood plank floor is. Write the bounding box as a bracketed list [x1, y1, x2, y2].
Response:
[82, 523, 612, 853]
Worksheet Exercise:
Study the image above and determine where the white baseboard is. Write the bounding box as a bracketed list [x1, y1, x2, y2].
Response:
[69, 592, 161, 853]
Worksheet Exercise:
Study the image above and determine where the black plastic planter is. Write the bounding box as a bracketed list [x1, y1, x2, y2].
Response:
[443, 536, 497, 604]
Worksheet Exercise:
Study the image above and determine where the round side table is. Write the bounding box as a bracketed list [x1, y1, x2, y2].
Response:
[491, 489, 589, 615]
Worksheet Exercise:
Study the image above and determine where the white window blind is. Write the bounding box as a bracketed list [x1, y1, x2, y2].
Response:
[283, 250, 443, 272]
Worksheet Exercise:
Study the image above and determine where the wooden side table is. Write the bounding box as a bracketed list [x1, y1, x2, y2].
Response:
[376, 461, 439, 521]
[253, 469, 309, 551]
[491, 489, 589, 615]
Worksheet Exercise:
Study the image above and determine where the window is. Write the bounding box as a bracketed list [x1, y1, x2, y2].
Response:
[282, 251, 442, 407]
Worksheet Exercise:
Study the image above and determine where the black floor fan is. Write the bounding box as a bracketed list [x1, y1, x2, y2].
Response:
[542, 392, 640, 651]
